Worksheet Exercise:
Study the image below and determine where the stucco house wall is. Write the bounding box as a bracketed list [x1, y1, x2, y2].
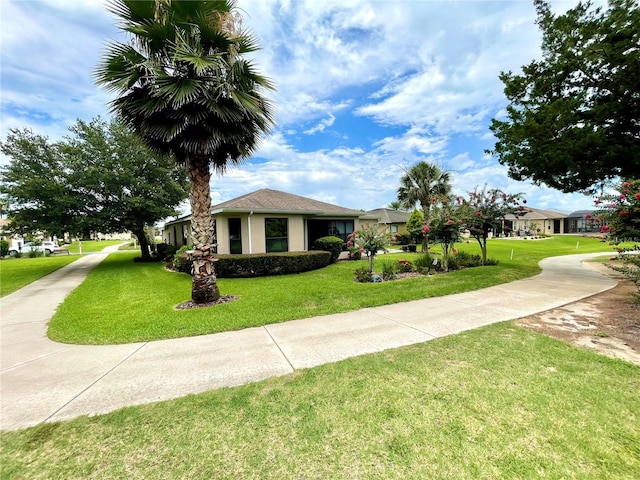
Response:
[163, 189, 367, 255]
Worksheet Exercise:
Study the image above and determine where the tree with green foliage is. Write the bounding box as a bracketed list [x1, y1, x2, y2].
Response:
[425, 197, 463, 272]
[397, 162, 452, 217]
[0, 118, 189, 260]
[95, 0, 275, 303]
[405, 209, 424, 244]
[460, 185, 526, 264]
[488, 0, 640, 194]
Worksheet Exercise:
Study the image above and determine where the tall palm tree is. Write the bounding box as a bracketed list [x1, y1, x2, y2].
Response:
[95, 0, 274, 303]
[397, 161, 452, 220]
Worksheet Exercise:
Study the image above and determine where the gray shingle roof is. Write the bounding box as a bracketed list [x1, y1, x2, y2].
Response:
[504, 207, 567, 220]
[366, 208, 410, 224]
[211, 189, 364, 217]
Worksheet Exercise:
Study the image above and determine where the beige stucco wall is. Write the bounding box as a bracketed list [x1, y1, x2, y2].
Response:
[165, 213, 364, 254]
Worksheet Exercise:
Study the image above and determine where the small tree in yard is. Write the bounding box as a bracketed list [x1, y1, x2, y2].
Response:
[349, 226, 390, 273]
[461, 185, 526, 264]
[426, 197, 464, 272]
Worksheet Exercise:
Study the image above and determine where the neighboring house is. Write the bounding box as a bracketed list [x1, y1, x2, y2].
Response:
[162, 189, 371, 254]
[365, 208, 410, 236]
[504, 208, 598, 235]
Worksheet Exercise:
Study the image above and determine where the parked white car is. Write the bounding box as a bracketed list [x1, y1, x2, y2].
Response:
[8, 241, 59, 256]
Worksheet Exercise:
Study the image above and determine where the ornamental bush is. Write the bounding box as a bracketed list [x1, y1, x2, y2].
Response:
[215, 251, 332, 278]
[0, 240, 8, 257]
[353, 266, 372, 283]
[313, 236, 344, 263]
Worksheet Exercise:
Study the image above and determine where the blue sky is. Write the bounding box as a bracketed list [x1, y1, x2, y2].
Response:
[1, 0, 599, 214]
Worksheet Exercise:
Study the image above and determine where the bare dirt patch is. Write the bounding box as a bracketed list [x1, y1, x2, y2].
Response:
[516, 262, 640, 365]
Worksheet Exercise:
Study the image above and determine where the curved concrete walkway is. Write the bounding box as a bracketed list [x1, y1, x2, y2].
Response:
[0, 248, 617, 431]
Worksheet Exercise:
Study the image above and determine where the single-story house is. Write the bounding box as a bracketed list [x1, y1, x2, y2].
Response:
[163, 188, 373, 255]
[504, 208, 598, 235]
[365, 208, 410, 235]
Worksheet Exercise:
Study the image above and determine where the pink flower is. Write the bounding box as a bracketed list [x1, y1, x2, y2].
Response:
[347, 241, 352, 247]
[452, 249, 458, 254]
[600, 225, 610, 233]
[476, 211, 482, 217]
[619, 194, 626, 199]
[620, 210, 629, 217]
[423, 225, 430, 233]
[446, 220, 453, 225]
[585, 213, 592, 220]
[359, 248, 364, 253]
[431, 197, 437, 203]
[635, 193, 640, 201]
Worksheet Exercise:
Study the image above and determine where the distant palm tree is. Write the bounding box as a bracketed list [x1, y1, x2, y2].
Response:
[387, 201, 402, 210]
[95, 0, 274, 303]
[397, 162, 452, 220]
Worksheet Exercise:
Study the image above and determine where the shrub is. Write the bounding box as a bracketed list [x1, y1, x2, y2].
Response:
[353, 266, 372, 283]
[155, 243, 177, 261]
[395, 232, 411, 245]
[313, 236, 344, 263]
[215, 251, 332, 278]
[173, 245, 194, 273]
[381, 260, 397, 281]
[413, 253, 435, 274]
[397, 258, 414, 273]
[347, 247, 362, 260]
[0, 240, 8, 257]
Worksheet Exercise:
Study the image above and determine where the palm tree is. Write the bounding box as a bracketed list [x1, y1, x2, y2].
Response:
[397, 162, 452, 220]
[387, 200, 402, 210]
[95, 0, 274, 303]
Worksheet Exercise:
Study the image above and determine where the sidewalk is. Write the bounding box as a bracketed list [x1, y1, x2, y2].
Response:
[0, 249, 617, 431]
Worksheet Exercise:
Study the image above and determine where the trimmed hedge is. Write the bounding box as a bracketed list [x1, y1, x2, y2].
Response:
[312, 236, 344, 263]
[172, 250, 333, 278]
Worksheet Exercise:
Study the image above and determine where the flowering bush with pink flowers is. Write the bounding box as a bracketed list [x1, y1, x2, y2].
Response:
[593, 179, 640, 241]
[460, 185, 527, 264]
[348, 225, 390, 273]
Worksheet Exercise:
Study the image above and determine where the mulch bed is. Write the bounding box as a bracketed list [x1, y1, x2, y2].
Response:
[175, 295, 240, 310]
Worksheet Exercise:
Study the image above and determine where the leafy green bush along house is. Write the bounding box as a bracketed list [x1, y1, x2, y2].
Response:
[162, 189, 375, 255]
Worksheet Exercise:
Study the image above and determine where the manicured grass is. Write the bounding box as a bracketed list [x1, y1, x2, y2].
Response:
[2, 322, 639, 479]
[0, 256, 78, 297]
[64, 239, 127, 254]
[48, 235, 615, 345]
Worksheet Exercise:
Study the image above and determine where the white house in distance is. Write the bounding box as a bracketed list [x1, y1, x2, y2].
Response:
[162, 189, 374, 255]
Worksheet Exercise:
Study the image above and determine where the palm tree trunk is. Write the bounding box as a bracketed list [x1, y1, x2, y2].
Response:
[188, 156, 220, 303]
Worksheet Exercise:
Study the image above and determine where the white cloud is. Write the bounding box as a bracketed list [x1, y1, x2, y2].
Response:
[1, 0, 596, 215]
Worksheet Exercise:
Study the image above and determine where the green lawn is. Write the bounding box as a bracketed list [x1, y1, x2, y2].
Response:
[2, 322, 638, 479]
[48, 235, 616, 345]
[0, 256, 79, 297]
[63, 239, 127, 254]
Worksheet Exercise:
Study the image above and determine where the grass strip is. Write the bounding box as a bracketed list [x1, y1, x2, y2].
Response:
[0, 256, 78, 297]
[2, 322, 639, 479]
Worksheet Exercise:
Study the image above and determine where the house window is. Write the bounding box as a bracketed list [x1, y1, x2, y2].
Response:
[229, 218, 242, 254]
[265, 218, 288, 253]
[329, 220, 354, 242]
[391, 224, 399, 234]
